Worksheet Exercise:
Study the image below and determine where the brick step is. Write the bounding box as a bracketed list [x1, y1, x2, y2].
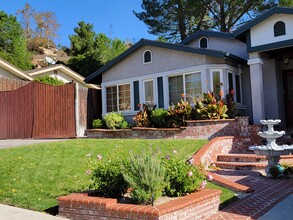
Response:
[214, 161, 267, 171]
[217, 154, 267, 163]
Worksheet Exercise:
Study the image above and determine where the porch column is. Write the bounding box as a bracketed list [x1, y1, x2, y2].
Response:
[248, 55, 265, 124]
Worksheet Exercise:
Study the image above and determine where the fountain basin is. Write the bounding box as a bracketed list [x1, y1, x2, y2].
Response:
[257, 131, 285, 139]
[260, 119, 281, 125]
[249, 146, 293, 157]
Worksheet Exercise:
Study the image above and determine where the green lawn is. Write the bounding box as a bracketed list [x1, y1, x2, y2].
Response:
[0, 138, 235, 212]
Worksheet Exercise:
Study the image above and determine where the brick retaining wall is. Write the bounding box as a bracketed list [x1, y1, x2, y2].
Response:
[87, 117, 261, 140]
[58, 189, 221, 220]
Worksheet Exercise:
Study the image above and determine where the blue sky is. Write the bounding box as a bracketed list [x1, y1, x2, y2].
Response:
[1, 0, 157, 47]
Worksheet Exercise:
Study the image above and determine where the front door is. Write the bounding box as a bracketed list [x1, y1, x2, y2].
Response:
[283, 70, 293, 127]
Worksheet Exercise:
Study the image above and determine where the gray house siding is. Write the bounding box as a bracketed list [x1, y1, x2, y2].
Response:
[102, 46, 225, 83]
[186, 37, 248, 60]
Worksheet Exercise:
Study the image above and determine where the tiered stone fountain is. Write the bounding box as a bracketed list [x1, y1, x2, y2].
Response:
[249, 119, 293, 176]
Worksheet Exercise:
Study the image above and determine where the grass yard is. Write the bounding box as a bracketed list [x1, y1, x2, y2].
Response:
[0, 138, 235, 213]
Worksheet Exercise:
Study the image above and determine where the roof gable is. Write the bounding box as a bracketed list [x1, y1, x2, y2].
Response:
[26, 64, 99, 89]
[233, 6, 293, 38]
[85, 39, 246, 83]
[180, 30, 233, 45]
[0, 58, 33, 81]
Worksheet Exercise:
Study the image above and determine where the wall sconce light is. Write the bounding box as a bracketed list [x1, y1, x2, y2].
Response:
[283, 56, 290, 64]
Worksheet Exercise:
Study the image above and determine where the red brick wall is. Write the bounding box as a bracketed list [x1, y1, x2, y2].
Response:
[58, 189, 221, 220]
[192, 136, 262, 169]
[87, 117, 261, 140]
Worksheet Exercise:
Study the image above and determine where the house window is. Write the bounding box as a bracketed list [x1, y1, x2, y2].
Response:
[118, 84, 131, 111]
[185, 72, 202, 102]
[106, 86, 117, 112]
[106, 84, 131, 112]
[274, 21, 286, 37]
[143, 50, 152, 64]
[212, 71, 221, 100]
[144, 80, 154, 107]
[228, 72, 242, 103]
[199, 37, 208, 49]
[169, 75, 183, 105]
[169, 72, 202, 105]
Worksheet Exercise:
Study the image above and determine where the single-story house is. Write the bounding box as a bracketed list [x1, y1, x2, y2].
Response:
[85, 6, 293, 127]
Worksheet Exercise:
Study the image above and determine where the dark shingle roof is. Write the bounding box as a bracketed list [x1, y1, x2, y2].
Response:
[85, 38, 246, 83]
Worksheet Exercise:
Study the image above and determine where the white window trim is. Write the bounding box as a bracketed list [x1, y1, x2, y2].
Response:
[142, 79, 155, 107]
[104, 83, 132, 114]
[143, 50, 152, 64]
[167, 71, 202, 105]
[199, 37, 209, 49]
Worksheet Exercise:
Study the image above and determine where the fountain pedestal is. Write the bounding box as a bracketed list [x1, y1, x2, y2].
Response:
[249, 120, 293, 176]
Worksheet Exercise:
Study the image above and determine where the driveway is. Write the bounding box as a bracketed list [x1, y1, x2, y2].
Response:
[0, 139, 68, 149]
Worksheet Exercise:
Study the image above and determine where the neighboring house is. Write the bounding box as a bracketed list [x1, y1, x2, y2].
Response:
[0, 58, 33, 81]
[0, 58, 100, 136]
[25, 64, 99, 90]
[86, 6, 293, 127]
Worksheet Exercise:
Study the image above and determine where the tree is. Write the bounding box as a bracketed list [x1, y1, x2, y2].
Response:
[16, 3, 34, 40]
[135, 0, 292, 41]
[17, 4, 60, 50]
[33, 11, 60, 48]
[208, 0, 267, 32]
[67, 21, 127, 77]
[0, 11, 32, 70]
[134, 0, 211, 42]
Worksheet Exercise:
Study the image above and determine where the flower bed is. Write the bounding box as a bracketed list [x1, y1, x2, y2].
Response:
[87, 116, 260, 140]
[58, 188, 221, 220]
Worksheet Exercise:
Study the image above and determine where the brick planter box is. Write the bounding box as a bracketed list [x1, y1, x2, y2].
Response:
[86, 116, 259, 140]
[58, 188, 221, 220]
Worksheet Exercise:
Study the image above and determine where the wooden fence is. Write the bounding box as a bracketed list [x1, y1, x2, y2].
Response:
[0, 77, 29, 91]
[0, 82, 76, 139]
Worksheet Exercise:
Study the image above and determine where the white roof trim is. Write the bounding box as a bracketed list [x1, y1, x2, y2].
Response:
[0, 59, 33, 81]
[28, 65, 100, 89]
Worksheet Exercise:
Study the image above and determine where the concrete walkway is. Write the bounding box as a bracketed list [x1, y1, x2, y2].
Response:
[207, 170, 293, 220]
[0, 204, 68, 220]
[0, 139, 68, 149]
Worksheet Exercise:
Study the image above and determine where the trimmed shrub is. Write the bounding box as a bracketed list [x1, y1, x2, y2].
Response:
[164, 158, 206, 197]
[92, 119, 104, 129]
[150, 108, 168, 128]
[104, 112, 128, 129]
[90, 156, 129, 198]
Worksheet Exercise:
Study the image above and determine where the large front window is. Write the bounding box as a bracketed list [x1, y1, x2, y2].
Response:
[106, 84, 131, 112]
[169, 72, 202, 105]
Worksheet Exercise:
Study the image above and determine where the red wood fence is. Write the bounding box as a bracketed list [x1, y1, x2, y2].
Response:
[0, 82, 76, 139]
